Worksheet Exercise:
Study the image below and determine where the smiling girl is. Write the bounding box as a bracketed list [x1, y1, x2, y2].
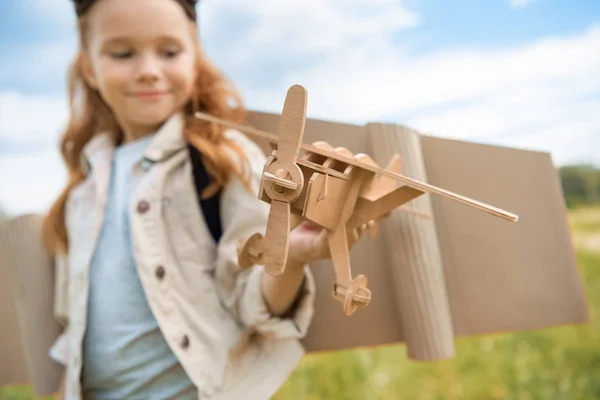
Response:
[41, 0, 370, 399]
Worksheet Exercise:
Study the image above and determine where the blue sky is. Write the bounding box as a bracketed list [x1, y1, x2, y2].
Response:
[1, 0, 599, 215]
[409, 0, 600, 48]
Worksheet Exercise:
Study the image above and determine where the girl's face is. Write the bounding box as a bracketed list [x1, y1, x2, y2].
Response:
[82, 0, 198, 139]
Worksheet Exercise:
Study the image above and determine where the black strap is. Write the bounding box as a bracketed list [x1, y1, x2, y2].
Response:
[188, 144, 222, 243]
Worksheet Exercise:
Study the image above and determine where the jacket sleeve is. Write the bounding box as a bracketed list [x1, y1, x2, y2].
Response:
[49, 254, 69, 366]
[214, 130, 316, 340]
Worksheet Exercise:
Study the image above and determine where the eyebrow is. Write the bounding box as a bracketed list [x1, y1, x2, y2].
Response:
[101, 35, 185, 46]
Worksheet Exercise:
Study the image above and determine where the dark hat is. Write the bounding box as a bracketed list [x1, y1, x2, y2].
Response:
[72, 0, 199, 20]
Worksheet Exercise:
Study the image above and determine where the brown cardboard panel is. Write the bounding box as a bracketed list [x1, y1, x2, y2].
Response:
[419, 136, 590, 336]
[301, 238, 405, 353]
[245, 111, 589, 353]
[365, 123, 455, 361]
[0, 215, 64, 395]
[0, 220, 30, 386]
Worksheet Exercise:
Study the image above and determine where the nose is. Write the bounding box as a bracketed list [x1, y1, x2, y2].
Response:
[135, 53, 160, 83]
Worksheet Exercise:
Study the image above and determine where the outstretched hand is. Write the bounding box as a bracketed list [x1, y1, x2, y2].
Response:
[287, 220, 378, 265]
[259, 219, 378, 316]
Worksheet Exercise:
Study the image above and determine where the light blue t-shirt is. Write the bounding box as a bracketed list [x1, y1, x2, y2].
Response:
[82, 136, 197, 400]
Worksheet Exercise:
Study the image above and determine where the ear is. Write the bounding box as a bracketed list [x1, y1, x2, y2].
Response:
[79, 52, 98, 89]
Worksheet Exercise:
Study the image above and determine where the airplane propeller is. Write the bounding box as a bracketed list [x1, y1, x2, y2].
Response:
[259, 85, 307, 276]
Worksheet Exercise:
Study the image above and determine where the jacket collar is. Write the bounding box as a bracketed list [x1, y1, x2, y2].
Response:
[81, 112, 188, 173]
[142, 111, 188, 162]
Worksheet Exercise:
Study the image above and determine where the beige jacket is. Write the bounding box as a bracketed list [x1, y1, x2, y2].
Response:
[50, 113, 316, 400]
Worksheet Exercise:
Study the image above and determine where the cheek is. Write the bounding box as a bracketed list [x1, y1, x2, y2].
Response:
[167, 61, 196, 96]
[96, 60, 131, 91]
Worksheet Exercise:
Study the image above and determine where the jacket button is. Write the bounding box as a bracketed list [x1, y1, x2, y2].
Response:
[181, 335, 190, 349]
[137, 200, 150, 214]
[155, 266, 165, 280]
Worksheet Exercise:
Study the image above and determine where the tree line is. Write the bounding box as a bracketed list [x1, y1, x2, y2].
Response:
[560, 164, 600, 209]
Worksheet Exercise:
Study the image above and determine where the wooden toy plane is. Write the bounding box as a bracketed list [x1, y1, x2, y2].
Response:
[194, 84, 519, 316]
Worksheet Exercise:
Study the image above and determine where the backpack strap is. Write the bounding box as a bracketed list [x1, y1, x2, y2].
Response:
[188, 144, 222, 243]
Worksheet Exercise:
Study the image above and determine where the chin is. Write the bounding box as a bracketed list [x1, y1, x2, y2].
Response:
[133, 109, 176, 125]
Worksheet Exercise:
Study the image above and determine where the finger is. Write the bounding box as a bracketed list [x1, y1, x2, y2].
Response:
[358, 223, 367, 234]
[367, 220, 379, 238]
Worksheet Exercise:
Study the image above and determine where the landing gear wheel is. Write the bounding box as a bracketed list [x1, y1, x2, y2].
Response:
[333, 274, 371, 316]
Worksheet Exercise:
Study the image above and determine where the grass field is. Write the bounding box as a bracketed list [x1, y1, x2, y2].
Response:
[2, 207, 599, 400]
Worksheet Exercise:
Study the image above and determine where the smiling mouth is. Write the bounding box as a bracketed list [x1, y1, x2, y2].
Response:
[128, 90, 170, 99]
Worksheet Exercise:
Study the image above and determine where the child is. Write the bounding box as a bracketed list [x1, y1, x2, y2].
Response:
[42, 0, 369, 399]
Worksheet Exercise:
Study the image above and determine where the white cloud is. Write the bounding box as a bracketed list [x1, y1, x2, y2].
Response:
[203, 9, 600, 167]
[0, 92, 69, 147]
[508, 0, 538, 9]
[0, 93, 68, 217]
[201, 0, 420, 53]
[0, 150, 67, 217]
[231, 22, 600, 121]
[397, 27, 600, 165]
[198, 0, 421, 93]
[0, 40, 78, 93]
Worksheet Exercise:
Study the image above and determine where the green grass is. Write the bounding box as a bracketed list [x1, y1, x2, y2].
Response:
[0, 387, 53, 400]
[3, 207, 600, 400]
[569, 206, 600, 234]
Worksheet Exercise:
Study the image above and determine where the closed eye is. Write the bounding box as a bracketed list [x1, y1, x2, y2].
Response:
[162, 48, 181, 59]
[111, 50, 134, 59]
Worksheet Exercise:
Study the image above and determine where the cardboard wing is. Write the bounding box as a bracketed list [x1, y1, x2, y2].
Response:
[245, 111, 590, 360]
[0, 215, 63, 395]
[0, 111, 589, 396]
